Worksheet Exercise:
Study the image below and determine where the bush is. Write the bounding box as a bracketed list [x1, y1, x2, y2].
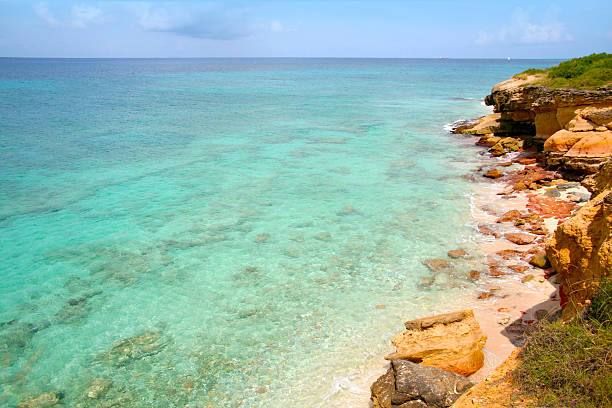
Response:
[513, 280, 612, 408]
[514, 53, 612, 89]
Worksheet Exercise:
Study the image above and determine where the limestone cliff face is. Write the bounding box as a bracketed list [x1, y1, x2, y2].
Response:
[482, 77, 612, 173]
[546, 159, 612, 320]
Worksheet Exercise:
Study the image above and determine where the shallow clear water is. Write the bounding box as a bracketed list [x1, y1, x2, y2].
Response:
[0, 58, 556, 407]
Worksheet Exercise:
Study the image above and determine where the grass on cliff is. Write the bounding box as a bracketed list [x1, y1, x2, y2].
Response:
[514, 52, 612, 89]
[513, 280, 612, 408]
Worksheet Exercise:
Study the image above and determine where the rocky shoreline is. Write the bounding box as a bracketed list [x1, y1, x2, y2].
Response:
[369, 75, 611, 407]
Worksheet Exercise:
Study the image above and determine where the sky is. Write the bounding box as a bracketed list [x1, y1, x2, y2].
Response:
[0, 0, 610, 58]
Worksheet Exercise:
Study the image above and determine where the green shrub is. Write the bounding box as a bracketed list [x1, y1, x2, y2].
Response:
[514, 53, 612, 89]
[513, 280, 612, 407]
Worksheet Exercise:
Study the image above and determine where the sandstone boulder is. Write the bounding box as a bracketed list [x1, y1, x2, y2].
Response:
[580, 105, 612, 129]
[565, 130, 612, 157]
[386, 310, 487, 376]
[543, 129, 585, 153]
[504, 232, 536, 245]
[371, 360, 473, 408]
[453, 113, 502, 136]
[496, 210, 522, 223]
[483, 169, 503, 179]
[476, 134, 501, 147]
[546, 160, 612, 319]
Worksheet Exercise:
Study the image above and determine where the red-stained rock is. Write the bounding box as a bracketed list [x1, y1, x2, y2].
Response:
[515, 158, 538, 165]
[496, 210, 522, 223]
[508, 264, 529, 273]
[495, 249, 525, 259]
[527, 195, 576, 219]
[504, 232, 537, 245]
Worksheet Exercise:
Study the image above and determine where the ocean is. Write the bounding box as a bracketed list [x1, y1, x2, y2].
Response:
[0, 58, 556, 407]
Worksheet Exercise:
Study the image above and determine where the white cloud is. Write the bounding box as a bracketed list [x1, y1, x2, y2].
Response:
[138, 3, 285, 40]
[34, 2, 105, 29]
[34, 2, 59, 27]
[476, 8, 573, 45]
[71, 4, 104, 29]
[270, 20, 284, 33]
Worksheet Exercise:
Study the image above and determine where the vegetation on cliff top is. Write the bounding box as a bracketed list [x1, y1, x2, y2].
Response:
[514, 52, 612, 89]
[513, 280, 612, 407]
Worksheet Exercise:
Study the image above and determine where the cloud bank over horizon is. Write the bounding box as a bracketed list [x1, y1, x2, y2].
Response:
[1, 1, 610, 58]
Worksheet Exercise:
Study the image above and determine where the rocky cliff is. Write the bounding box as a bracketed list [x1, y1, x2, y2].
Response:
[546, 158, 612, 320]
[457, 77, 612, 174]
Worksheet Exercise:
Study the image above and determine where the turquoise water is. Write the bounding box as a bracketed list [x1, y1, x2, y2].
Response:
[0, 58, 556, 407]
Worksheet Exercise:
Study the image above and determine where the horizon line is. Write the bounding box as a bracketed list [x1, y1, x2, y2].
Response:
[0, 56, 565, 60]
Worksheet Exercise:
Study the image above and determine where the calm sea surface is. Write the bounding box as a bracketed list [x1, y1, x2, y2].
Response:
[0, 58, 556, 407]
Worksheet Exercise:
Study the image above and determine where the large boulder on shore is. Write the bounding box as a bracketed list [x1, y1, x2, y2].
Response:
[546, 159, 612, 320]
[371, 359, 473, 408]
[386, 310, 487, 376]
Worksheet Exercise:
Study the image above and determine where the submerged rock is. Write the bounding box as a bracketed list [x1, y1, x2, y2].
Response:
[447, 249, 467, 259]
[86, 378, 112, 399]
[17, 392, 61, 408]
[423, 259, 451, 273]
[253, 233, 270, 243]
[337, 205, 357, 215]
[386, 310, 487, 376]
[371, 359, 472, 408]
[94, 331, 166, 367]
[314, 231, 331, 241]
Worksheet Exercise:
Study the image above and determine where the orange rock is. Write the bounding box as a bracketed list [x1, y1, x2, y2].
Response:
[488, 267, 505, 277]
[452, 349, 534, 408]
[515, 157, 538, 165]
[508, 264, 529, 273]
[504, 232, 537, 245]
[484, 169, 504, 179]
[448, 249, 468, 258]
[497, 210, 522, 223]
[386, 310, 487, 376]
[543, 129, 585, 153]
[468, 270, 481, 280]
[565, 130, 612, 157]
[546, 160, 612, 320]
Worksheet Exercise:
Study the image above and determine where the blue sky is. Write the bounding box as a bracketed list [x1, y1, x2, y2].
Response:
[0, 0, 610, 58]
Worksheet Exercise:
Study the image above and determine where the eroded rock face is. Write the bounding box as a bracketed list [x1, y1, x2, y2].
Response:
[386, 310, 487, 376]
[481, 78, 612, 173]
[371, 360, 473, 408]
[546, 160, 612, 320]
